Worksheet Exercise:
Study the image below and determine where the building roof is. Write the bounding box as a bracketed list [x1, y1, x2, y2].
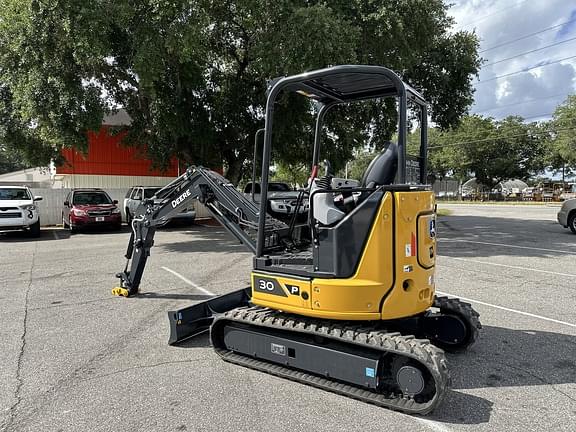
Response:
[462, 178, 529, 192]
[0, 167, 55, 187]
[498, 179, 529, 191]
[103, 109, 132, 126]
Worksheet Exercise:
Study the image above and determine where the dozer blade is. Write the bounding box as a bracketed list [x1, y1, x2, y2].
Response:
[167, 287, 251, 345]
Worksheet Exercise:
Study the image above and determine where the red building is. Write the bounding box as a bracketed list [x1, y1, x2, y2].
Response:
[57, 111, 180, 189]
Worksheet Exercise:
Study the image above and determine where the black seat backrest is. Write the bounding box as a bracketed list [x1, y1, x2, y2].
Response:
[360, 143, 398, 188]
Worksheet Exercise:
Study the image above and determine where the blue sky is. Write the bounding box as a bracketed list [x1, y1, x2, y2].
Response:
[557, 9, 576, 39]
[448, 0, 576, 121]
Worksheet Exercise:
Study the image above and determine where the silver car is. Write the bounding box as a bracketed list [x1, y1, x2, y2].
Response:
[124, 186, 196, 225]
[557, 198, 576, 234]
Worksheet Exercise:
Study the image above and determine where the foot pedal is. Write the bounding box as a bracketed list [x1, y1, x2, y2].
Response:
[111, 287, 130, 297]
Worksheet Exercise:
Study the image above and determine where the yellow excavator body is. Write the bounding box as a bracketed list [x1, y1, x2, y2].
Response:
[251, 190, 436, 321]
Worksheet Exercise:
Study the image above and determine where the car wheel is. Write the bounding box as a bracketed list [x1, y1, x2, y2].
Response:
[29, 220, 41, 238]
[69, 218, 78, 234]
[569, 212, 576, 234]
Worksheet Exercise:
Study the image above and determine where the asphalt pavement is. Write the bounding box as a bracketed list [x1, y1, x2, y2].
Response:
[0, 204, 575, 432]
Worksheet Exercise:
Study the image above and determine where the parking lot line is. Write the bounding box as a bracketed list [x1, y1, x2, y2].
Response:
[437, 291, 576, 329]
[52, 230, 59, 240]
[415, 418, 453, 432]
[161, 266, 216, 296]
[439, 238, 576, 254]
[443, 256, 576, 278]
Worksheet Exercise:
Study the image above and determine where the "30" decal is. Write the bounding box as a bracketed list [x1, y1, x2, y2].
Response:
[253, 276, 287, 297]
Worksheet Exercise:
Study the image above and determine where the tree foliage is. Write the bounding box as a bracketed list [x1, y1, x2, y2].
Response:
[0, 0, 481, 183]
[0, 143, 29, 174]
[547, 95, 576, 181]
[342, 151, 375, 182]
[0, 0, 106, 167]
[424, 115, 547, 188]
[347, 95, 576, 188]
[271, 161, 309, 188]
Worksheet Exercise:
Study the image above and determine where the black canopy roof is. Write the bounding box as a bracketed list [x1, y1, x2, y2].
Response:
[269, 65, 427, 106]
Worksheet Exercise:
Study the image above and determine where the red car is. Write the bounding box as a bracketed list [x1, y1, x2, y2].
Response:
[62, 188, 122, 232]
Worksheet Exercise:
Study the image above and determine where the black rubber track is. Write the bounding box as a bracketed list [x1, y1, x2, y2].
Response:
[211, 306, 451, 415]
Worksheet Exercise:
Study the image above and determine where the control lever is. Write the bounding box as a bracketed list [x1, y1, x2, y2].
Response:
[323, 159, 334, 177]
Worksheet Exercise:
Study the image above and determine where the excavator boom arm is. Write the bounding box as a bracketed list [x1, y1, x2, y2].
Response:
[115, 166, 265, 296]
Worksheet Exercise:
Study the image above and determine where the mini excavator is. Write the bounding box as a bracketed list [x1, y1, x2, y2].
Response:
[113, 65, 481, 415]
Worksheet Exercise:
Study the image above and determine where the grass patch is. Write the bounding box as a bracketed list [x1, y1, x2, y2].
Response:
[436, 208, 453, 216]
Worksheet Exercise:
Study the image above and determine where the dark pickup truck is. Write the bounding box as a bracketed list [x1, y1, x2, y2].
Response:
[243, 181, 309, 220]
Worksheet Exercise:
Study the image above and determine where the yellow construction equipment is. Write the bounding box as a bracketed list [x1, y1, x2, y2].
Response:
[114, 65, 480, 415]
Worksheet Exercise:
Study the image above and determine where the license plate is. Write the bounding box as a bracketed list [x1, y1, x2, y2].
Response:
[95, 216, 105, 222]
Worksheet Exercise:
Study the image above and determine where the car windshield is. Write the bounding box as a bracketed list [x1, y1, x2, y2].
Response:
[268, 183, 291, 192]
[73, 192, 112, 205]
[0, 188, 31, 200]
[144, 188, 161, 199]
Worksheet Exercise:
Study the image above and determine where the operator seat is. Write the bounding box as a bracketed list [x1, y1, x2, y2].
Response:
[350, 143, 398, 208]
[360, 142, 398, 188]
[312, 144, 398, 225]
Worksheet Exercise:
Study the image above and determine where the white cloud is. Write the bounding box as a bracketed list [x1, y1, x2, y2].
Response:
[449, 0, 576, 121]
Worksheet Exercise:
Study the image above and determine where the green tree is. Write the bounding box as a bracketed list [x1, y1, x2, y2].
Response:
[424, 127, 464, 181]
[343, 151, 376, 182]
[271, 162, 309, 188]
[472, 116, 546, 188]
[428, 115, 547, 189]
[0, 1, 106, 167]
[0, 143, 29, 174]
[548, 95, 576, 182]
[0, 0, 481, 184]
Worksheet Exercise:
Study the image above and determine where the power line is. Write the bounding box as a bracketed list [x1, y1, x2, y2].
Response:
[523, 112, 554, 121]
[476, 54, 576, 84]
[428, 126, 575, 150]
[474, 93, 566, 113]
[483, 36, 576, 67]
[480, 18, 576, 53]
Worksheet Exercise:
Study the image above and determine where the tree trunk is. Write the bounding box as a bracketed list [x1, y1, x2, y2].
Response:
[223, 156, 244, 186]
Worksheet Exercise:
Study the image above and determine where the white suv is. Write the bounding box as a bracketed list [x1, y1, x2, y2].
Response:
[0, 186, 42, 237]
[558, 198, 576, 234]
